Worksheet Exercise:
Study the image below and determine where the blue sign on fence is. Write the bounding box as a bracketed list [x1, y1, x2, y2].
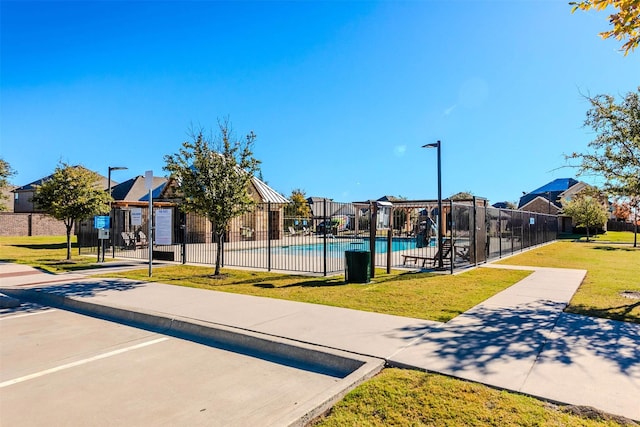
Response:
[94, 215, 110, 229]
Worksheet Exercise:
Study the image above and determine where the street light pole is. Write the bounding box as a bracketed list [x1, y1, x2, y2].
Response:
[422, 141, 443, 270]
[108, 166, 128, 199]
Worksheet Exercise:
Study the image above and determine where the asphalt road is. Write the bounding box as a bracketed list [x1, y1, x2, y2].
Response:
[0, 303, 347, 426]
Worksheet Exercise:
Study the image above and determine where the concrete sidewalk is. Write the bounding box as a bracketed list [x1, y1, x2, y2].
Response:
[1, 261, 639, 421]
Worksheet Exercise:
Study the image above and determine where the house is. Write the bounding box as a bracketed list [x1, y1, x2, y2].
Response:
[158, 175, 289, 242]
[1, 184, 17, 212]
[12, 168, 110, 213]
[518, 178, 587, 215]
[519, 178, 606, 233]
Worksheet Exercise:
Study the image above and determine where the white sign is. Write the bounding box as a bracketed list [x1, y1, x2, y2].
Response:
[131, 208, 142, 226]
[145, 170, 154, 190]
[155, 209, 172, 245]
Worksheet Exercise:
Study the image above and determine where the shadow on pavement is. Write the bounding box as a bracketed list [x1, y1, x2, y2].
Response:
[394, 300, 640, 375]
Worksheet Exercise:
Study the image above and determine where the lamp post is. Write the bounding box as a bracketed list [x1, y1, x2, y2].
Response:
[107, 166, 128, 260]
[422, 140, 443, 269]
[108, 166, 128, 198]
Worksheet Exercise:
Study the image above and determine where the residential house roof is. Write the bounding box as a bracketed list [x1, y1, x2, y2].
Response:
[112, 176, 168, 202]
[13, 167, 110, 192]
[157, 175, 288, 204]
[518, 178, 580, 209]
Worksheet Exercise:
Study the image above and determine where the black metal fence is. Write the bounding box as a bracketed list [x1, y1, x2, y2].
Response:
[78, 198, 558, 275]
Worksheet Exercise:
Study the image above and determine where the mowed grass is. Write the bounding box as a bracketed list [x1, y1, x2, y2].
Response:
[496, 235, 640, 323]
[312, 368, 637, 427]
[101, 264, 529, 322]
[573, 230, 638, 243]
[0, 235, 105, 273]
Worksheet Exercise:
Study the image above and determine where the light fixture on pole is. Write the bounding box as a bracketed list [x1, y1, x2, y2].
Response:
[108, 166, 128, 198]
[422, 140, 443, 270]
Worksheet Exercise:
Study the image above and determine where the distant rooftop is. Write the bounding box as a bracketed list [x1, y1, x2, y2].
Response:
[529, 178, 579, 195]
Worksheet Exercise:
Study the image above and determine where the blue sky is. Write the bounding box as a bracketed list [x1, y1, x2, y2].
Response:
[1, 0, 638, 205]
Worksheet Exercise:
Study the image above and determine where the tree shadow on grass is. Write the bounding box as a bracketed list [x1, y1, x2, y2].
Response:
[591, 245, 637, 252]
[567, 302, 640, 324]
[12, 243, 73, 250]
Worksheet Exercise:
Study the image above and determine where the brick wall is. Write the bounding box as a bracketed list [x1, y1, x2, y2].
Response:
[0, 213, 68, 237]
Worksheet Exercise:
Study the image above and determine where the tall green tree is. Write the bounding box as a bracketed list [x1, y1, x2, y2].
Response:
[32, 162, 111, 259]
[164, 119, 260, 276]
[567, 88, 640, 198]
[285, 189, 311, 226]
[570, 0, 639, 55]
[561, 188, 609, 241]
[0, 158, 16, 211]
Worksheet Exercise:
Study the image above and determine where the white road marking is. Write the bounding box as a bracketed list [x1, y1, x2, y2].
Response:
[0, 309, 57, 320]
[0, 337, 169, 388]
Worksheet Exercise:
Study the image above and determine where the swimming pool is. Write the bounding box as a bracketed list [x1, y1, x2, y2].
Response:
[272, 237, 435, 257]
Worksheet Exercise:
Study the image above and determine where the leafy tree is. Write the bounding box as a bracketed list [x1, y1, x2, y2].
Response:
[449, 191, 474, 200]
[612, 199, 632, 220]
[505, 201, 518, 210]
[567, 88, 640, 199]
[571, 0, 640, 55]
[561, 188, 609, 241]
[0, 158, 16, 211]
[285, 189, 311, 227]
[32, 162, 111, 259]
[164, 119, 260, 276]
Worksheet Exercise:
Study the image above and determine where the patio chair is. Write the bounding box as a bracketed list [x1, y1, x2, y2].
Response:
[121, 232, 136, 250]
[402, 239, 453, 269]
[137, 231, 148, 248]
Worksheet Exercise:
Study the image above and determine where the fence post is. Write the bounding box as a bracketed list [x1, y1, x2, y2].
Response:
[386, 228, 392, 274]
[181, 210, 187, 264]
[449, 200, 454, 274]
[267, 201, 271, 272]
[112, 207, 118, 259]
[323, 199, 327, 277]
[472, 197, 477, 267]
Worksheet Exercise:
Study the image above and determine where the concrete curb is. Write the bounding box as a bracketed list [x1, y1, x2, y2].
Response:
[1, 287, 385, 426]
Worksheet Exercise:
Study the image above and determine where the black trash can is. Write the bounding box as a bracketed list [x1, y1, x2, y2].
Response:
[345, 250, 371, 284]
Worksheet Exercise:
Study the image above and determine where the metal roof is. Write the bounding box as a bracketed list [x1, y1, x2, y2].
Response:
[251, 177, 289, 204]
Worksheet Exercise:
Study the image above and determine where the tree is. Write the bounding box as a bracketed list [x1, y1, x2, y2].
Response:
[567, 88, 640, 198]
[0, 158, 16, 211]
[570, 0, 640, 55]
[449, 191, 474, 200]
[164, 119, 260, 276]
[32, 162, 111, 259]
[612, 196, 639, 246]
[561, 188, 609, 241]
[285, 189, 311, 228]
[612, 199, 632, 220]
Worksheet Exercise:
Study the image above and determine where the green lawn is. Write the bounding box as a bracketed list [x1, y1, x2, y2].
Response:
[0, 235, 106, 273]
[312, 368, 637, 426]
[496, 238, 640, 323]
[572, 230, 639, 243]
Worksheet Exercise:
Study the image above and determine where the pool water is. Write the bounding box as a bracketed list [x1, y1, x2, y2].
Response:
[275, 237, 435, 256]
